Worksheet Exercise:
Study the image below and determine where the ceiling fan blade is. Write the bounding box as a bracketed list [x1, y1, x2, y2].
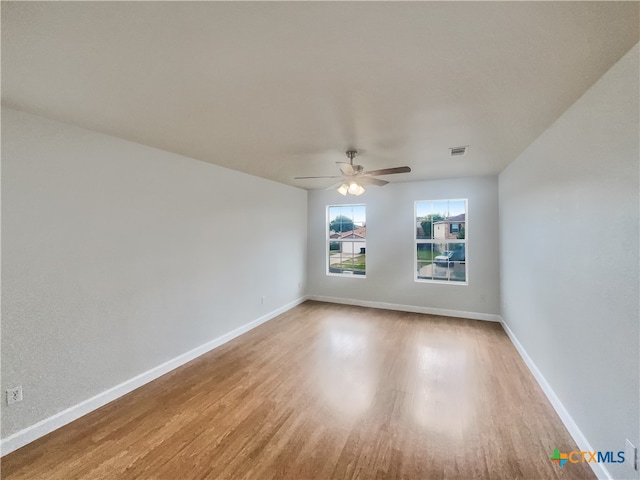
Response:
[325, 181, 346, 191]
[362, 166, 411, 176]
[294, 175, 342, 179]
[336, 162, 356, 175]
[357, 176, 389, 186]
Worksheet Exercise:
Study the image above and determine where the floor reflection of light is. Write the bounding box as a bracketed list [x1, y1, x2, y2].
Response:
[417, 345, 442, 371]
[315, 323, 377, 420]
[330, 330, 367, 358]
[412, 343, 472, 439]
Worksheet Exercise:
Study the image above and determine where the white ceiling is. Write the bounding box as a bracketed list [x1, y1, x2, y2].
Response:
[2, 2, 638, 189]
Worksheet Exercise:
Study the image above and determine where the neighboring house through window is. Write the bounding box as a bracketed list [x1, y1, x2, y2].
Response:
[415, 199, 467, 284]
[327, 204, 366, 276]
[432, 213, 466, 239]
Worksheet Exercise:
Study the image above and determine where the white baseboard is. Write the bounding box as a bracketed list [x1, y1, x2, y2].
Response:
[0, 296, 308, 457]
[5, 295, 605, 480]
[500, 320, 612, 480]
[307, 295, 502, 322]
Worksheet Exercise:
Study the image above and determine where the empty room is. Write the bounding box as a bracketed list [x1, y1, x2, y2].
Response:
[1, 2, 638, 479]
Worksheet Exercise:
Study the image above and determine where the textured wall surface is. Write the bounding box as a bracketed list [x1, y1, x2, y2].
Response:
[499, 44, 639, 479]
[1, 108, 307, 438]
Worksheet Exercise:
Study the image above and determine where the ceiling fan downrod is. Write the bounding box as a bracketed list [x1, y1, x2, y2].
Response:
[346, 150, 357, 165]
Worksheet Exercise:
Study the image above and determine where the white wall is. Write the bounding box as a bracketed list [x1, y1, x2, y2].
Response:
[307, 177, 500, 318]
[499, 44, 639, 480]
[1, 107, 307, 440]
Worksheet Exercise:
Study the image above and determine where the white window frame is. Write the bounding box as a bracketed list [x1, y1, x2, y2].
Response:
[326, 204, 367, 279]
[414, 199, 468, 285]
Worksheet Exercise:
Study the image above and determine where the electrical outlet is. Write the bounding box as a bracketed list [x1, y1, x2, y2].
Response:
[626, 439, 638, 471]
[6, 386, 23, 405]
[261, 296, 266, 305]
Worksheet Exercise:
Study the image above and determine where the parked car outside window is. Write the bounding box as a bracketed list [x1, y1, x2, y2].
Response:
[434, 249, 465, 267]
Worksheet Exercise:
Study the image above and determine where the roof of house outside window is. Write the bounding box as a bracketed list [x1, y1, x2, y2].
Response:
[330, 226, 366, 239]
[434, 213, 465, 224]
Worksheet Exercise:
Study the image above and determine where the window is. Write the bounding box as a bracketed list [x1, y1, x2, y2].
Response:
[415, 199, 467, 284]
[327, 205, 366, 277]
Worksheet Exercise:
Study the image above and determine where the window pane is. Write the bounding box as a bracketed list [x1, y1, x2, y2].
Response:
[327, 204, 366, 277]
[416, 200, 466, 240]
[328, 205, 366, 238]
[448, 261, 467, 283]
[416, 201, 448, 239]
[328, 242, 366, 275]
[328, 245, 343, 274]
[416, 243, 432, 280]
[432, 243, 466, 281]
[415, 199, 467, 284]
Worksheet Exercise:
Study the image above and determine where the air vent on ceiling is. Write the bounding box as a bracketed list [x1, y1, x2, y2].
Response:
[449, 146, 468, 157]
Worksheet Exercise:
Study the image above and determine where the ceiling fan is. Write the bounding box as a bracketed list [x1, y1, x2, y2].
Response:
[294, 150, 411, 196]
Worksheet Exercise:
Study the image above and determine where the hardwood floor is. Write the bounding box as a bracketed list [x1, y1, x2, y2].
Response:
[1, 301, 595, 479]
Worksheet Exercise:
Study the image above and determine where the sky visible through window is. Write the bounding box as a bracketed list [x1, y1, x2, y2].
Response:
[328, 205, 366, 227]
[416, 199, 465, 218]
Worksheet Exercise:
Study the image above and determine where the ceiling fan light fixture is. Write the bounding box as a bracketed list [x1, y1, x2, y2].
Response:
[347, 182, 365, 196]
[298, 149, 409, 194]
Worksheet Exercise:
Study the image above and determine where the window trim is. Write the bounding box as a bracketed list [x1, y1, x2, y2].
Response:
[326, 204, 367, 279]
[414, 199, 468, 286]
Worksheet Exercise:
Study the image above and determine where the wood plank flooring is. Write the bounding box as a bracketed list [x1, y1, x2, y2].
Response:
[1, 301, 595, 479]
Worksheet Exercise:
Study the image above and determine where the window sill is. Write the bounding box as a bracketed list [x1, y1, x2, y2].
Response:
[326, 272, 367, 279]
